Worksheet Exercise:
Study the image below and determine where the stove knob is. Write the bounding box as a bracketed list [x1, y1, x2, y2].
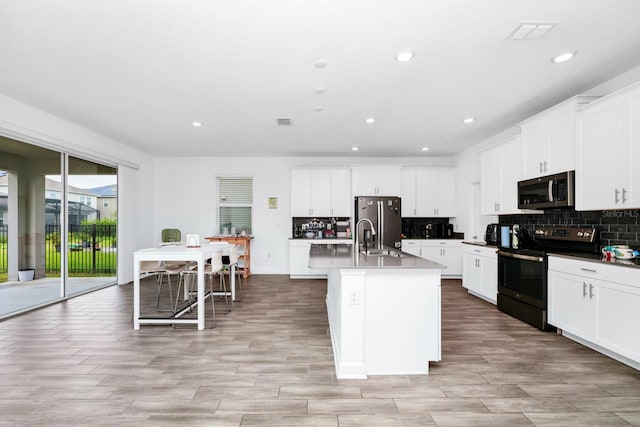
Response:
[584, 232, 591, 238]
[577, 231, 584, 237]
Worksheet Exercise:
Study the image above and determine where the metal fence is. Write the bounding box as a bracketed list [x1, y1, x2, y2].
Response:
[0, 224, 117, 275]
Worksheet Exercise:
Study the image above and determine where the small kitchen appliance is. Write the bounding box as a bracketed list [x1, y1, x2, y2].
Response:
[485, 224, 499, 245]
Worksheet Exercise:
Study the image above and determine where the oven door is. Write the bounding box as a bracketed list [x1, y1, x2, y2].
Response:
[497, 250, 547, 309]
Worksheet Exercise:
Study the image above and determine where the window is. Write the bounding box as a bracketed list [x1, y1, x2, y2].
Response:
[50, 192, 56, 199]
[80, 196, 85, 204]
[103, 200, 109, 208]
[217, 177, 253, 235]
[86, 198, 91, 207]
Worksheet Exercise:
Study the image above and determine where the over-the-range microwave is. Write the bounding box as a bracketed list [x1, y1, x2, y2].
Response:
[517, 171, 574, 210]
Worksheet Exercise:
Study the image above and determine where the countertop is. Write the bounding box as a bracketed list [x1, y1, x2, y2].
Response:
[464, 241, 640, 269]
[549, 252, 640, 269]
[308, 243, 446, 270]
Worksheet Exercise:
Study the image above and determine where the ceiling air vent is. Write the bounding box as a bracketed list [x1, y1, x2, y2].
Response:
[508, 23, 556, 40]
[277, 118, 291, 126]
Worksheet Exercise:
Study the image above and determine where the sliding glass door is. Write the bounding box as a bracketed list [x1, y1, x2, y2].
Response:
[0, 136, 117, 317]
[66, 156, 117, 296]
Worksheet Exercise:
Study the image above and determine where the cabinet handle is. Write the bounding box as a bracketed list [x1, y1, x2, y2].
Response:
[543, 161, 548, 172]
[583, 282, 587, 297]
[539, 162, 543, 173]
[580, 267, 597, 273]
[589, 283, 594, 299]
[615, 188, 620, 204]
[622, 188, 628, 203]
[414, 208, 416, 215]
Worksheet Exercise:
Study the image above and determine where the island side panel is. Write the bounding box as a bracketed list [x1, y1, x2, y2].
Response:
[363, 269, 441, 375]
[326, 268, 368, 379]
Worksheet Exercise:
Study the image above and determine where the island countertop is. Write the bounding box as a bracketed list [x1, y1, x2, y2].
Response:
[308, 243, 446, 269]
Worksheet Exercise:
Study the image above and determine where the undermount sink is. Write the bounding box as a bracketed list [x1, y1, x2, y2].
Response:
[361, 248, 405, 257]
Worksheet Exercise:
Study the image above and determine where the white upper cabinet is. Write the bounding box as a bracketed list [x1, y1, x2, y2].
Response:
[576, 83, 640, 210]
[520, 97, 596, 180]
[400, 170, 418, 216]
[329, 168, 352, 217]
[291, 168, 351, 217]
[401, 168, 456, 217]
[351, 166, 401, 197]
[416, 169, 456, 217]
[480, 136, 530, 215]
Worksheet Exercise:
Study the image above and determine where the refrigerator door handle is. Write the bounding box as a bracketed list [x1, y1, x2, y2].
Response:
[378, 201, 383, 244]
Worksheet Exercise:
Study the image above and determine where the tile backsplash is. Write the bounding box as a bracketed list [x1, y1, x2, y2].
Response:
[500, 209, 640, 249]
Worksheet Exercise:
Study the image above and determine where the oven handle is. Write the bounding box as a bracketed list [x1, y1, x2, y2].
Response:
[497, 250, 544, 262]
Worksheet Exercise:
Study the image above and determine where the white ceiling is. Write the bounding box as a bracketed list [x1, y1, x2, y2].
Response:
[2, 0, 640, 158]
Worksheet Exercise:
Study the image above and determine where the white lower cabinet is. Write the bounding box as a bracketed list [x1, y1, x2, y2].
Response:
[401, 240, 462, 277]
[462, 244, 497, 304]
[548, 256, 640, 369]
[290, 239, 353, 278]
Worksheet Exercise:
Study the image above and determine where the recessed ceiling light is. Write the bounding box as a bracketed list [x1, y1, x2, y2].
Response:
[365, 117, 376, 124]
[352, 147, 359, 151]
[314, 87, 326, 94]
[395, 50, 415, 62]
[191, 121, 203, 127]
[463, 117, 475, 124]
[421, 147, 430, 151]
[551, 52, 576, 63]
[314, 106, 324, 112]
[314, 59, 328, 68]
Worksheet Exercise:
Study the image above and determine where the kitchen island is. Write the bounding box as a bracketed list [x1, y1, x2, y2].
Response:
[309, 243, 444, 379]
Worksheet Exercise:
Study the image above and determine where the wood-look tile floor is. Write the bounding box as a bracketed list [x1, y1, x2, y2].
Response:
[0, 276, 639, 426]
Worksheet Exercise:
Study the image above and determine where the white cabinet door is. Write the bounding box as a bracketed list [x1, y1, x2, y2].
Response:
[422, 240, 462, 277]
[480, 255, 497, 304]
[596, 280, 640, 363]
[547, 102, 580, 174]
[576, 86, 640, 210]
[521, 116, 549, 178]
[521, 99, 587, 179]
[400, 170, 417, 217]
[500, 139, 523, 214]
[576, 103, 625, 210]
[310, 169, 332, 217]
[480, 146, 503, 215]
[291, 169, 312, 216]
[548, 270, 596, 340]
[627, 95, 640, 207]
[330, 169, 352, 217]
[289, 241, 312, 276]
[416, 169, 456, 217]
[352, 167, 401, 196]
[462, 252, 481, 293]
[401, 240, 422, 257]
[463, 245, 497, 303]
[481, 137, 532, 215]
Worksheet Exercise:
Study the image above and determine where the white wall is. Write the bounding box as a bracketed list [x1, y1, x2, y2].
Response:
[0, 94, 155, 284]
[152, 156, 452, 274]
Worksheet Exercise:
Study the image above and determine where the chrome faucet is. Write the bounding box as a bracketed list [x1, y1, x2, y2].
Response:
[355, 218, 376, 252]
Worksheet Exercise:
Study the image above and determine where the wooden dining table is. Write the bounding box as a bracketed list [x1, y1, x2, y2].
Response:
[133, 242, 234, 330]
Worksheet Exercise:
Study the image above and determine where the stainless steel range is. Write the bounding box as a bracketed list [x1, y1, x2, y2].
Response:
[497, 225, 599, 331]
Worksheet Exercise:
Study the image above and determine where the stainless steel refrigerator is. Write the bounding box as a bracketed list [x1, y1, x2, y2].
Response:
[354, 196, 402, 249]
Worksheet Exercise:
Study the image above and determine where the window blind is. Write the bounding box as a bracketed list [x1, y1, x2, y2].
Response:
[218, 177, 253, 234]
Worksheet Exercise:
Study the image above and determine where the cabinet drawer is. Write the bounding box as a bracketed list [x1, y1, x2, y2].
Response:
[463, 244, 497, 258]
[548, 256, 640, 288]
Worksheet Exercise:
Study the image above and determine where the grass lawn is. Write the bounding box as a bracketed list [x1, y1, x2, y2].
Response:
[1, 241, 116, 282]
